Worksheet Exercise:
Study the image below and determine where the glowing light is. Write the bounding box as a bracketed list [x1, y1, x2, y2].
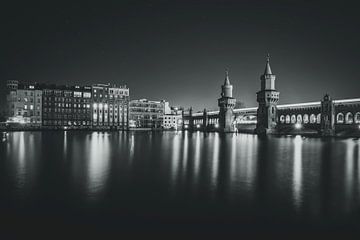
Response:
[358, 125, 360, 129]
[334, 98, 360, 104]
[99, 103, 103, 109]
[196, 124, 200, 128]
[295, 123, 302, 129]
[93, 103, 97, 109]
[278, 101, 321, 109]
[215, 123, 219, 128]
[184, 125, 188, 129]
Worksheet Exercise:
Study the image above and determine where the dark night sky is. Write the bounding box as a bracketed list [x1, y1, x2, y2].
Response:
[1, 0, 359, 111]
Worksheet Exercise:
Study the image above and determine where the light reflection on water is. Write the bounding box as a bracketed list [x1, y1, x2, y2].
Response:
[1, 131, 360, 225]
[86, 132, 110, 200]
[210, 133, 220, 190]
[293, 135, 303, 210]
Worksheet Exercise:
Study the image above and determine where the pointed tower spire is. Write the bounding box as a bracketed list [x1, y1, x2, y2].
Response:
[224, 68, 231, 85]
[264, 53, 272, 75]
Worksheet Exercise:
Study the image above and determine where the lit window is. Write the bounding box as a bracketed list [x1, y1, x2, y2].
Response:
[83, 92, 91, 98]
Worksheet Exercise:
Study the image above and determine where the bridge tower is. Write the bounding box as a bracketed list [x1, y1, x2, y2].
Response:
[218, 70, 236, 132]
[255, 54, 280, 135]
[320, 94, 335, 136]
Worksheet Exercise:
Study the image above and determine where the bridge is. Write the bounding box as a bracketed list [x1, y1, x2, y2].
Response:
[183, 98, 360, 135]
[182, 56, 360, 136]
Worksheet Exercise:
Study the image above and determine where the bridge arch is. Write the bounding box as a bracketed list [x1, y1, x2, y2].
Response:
[303, 114, 309, 124]
[345, 112, 353, 124]
[310, 114, 316, 124]
[355, 112, 360, 124]
[296, 114, 302, 123]
[291, 115, 296, 124]
[337, 113, 344, 124]
[280, 115, 285, 123]
[285, 115, 290, 124]
[316, 114, 321, 124]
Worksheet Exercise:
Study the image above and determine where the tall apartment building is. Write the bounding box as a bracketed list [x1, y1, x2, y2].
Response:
[129, 99, 170, 128]
[92, 83, 129, 130]
[6, 80, 42, 126]
[42, 85, 92, 128]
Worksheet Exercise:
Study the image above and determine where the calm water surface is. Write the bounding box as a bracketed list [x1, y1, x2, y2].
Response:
[1, 131, 360, 237]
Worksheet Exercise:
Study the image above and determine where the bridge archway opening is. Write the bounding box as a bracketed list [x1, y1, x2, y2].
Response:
[337, 113, 344, 124]
[345, 112, 353, 124]
[291, 115, 296, 124]
[355, 112, 360, 124]
[285, 115, 290, 124]
[316, 114, 321, 124]
[296, 114, 302, 123]
[303, 114, 309, 124]
[280, 115, 285, 123]
[310, 114, 316, 124]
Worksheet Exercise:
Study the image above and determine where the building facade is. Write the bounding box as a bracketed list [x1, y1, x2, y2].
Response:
[6, 80, 42, 126]
[129, 99, 170, 128]
[162, 107, 183, 130]
[42, 85, 92, 128]
[92, 83, 129, 130]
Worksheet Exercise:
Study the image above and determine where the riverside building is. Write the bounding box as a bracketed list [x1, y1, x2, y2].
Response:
[6, 80, 42, 126]
[129, 99, 171, 128]
[92, 83, 130, 130]
[42, 85, 92, 128]
[162, 107, 183, 130]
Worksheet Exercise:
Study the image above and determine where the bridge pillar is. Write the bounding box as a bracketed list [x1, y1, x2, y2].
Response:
[218, 70, 236, 133]
[255, 54, 280, 135]
[203, 108, 208, 131]
[320, 94, 335, 136]
[189, 107, 194, 131]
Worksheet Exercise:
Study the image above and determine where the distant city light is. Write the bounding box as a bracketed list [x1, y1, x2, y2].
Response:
[196, 124, 200, 128]
[295, 123, 302, 129]
[215, 124, 219, 128]
[184, 125, 188, 129]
